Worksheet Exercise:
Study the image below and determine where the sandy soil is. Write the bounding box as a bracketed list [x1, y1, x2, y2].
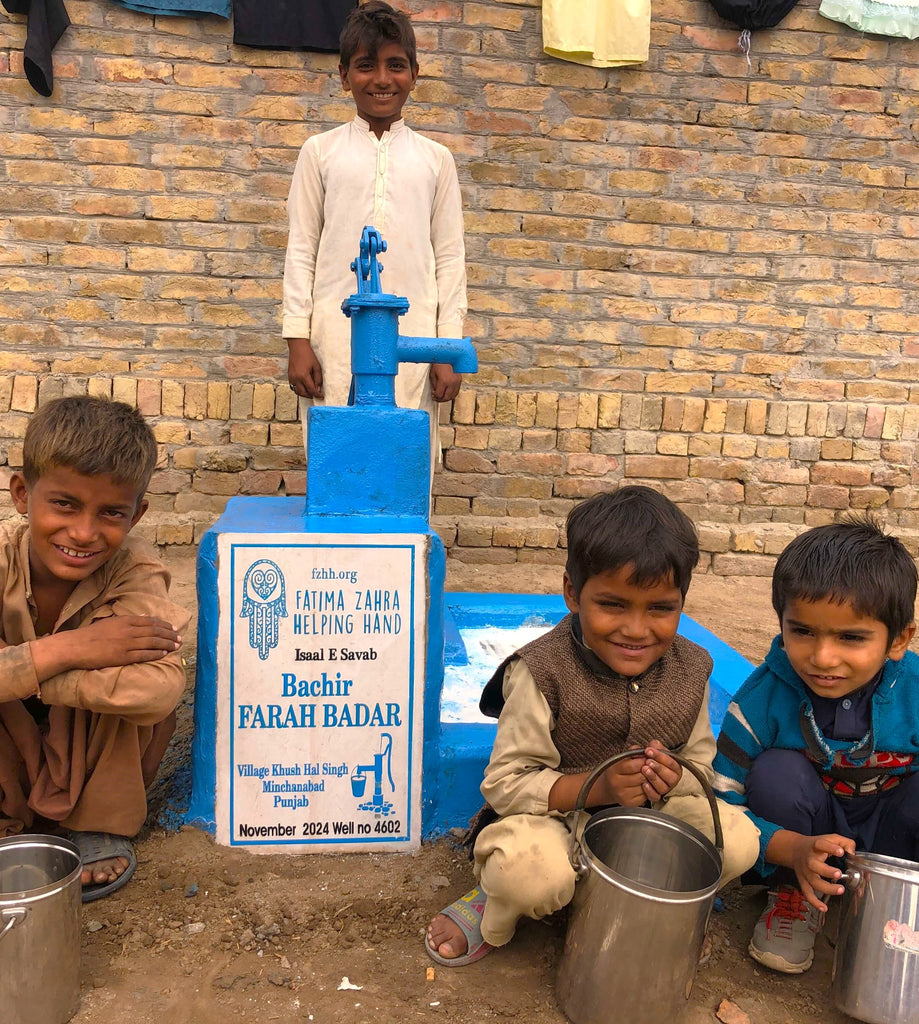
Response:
[60, 559, 862, 1024]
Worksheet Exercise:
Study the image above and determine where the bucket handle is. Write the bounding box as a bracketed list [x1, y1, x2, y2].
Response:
[568, 749, 724, 871]
[0, 907, 28, 943]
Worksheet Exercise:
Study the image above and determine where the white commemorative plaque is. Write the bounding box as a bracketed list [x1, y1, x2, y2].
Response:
[215, 533, 429, 852]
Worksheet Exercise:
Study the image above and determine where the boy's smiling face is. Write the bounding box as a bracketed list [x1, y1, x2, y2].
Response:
[781, 596, 914, 699]
[11, 465, 147, 587]
[340, 41, 418, 136]
[563, 564, 684, 677]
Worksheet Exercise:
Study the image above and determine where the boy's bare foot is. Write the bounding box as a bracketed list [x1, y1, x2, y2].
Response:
[425, 889, 493, 966]
[427, 912, 469, 959]
[81, 855, 130, 887]
[62, 830, 137, 901]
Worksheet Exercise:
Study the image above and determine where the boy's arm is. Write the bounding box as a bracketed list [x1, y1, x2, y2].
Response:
[283, 140, 325, 396]
[0, 641, 44, 702]
[430, 149, 467, 343]
[35, 552, 191, 725]
[479, 658, 563, 817]
[712, 672, 784, 874]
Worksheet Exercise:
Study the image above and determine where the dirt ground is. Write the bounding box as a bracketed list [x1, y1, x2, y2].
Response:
[66, 557, 865, 1024]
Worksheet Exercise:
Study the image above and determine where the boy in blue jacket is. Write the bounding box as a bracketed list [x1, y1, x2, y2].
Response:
[714, 517, 919, 974]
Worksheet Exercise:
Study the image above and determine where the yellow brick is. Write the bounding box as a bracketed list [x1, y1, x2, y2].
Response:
[231, 422, 270, 445]
[681, 398, 705, 432]
[275, 387, 299, 422]
[556, 394, 579, 430]
[746, 399, 768, 435]
[162, 381, 185, 417]
[493, 391, 517, 425]
[475, 391, 497, 425]
[269, 422, 302, 446]
[722, 436, 757, 458]
[112, 377, 137, 406]
[0, 377, 14, 413]
[516, 393, 537, 427]
[598, 394, 621, 429]
[535, 393, 557, 429]
[230, 383, 254, 420]
[87, 377, 112, 399]
[658, 435, 689, 455]
[153, 421, 189, 445]
[577, 393, 598, 429]
[703, 400, 727, 433]
[11, 375, 37, 413]
[207, 382, 230, 421]
[185, 382, 208, 420]
[452, 391, 476, 425]
[252, 383, 276, 420]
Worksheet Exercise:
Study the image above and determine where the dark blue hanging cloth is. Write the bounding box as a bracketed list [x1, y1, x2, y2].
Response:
[233, 0, 356, 50]
[2, 0, 70, 96]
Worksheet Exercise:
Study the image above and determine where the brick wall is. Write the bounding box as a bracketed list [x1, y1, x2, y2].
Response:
[1, 0, 918, 574]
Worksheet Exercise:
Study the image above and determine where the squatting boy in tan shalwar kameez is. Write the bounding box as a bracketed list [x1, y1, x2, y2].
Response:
[0, 396, 189, 901]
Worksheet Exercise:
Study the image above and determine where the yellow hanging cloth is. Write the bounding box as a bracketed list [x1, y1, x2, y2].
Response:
[542, 0, 651, 67]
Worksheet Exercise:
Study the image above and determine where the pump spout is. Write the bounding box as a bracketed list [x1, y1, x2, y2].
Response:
[397, 335, 478, 374]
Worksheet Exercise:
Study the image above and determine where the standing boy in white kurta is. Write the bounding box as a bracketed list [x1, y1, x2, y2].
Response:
[282, 1, 468, 466]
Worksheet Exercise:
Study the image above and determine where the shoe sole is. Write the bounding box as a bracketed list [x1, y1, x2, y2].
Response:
[748, 941, 814, 974]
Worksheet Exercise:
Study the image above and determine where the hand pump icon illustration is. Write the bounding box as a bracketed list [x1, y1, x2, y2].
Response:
[352, 733, 396, 816]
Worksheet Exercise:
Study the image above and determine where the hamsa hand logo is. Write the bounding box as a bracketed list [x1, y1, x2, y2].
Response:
[240, 559, 287, 660]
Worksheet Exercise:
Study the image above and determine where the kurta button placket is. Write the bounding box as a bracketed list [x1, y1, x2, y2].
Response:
[373, 137, 388, 226]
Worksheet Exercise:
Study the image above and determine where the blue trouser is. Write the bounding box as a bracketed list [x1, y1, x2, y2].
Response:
[745, 748, 919, 880]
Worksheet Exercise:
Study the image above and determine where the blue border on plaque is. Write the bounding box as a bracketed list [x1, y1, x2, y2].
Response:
[227, 540, 419, 846]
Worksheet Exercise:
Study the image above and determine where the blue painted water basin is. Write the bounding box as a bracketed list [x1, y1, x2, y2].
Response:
[426, 592, 752, 836]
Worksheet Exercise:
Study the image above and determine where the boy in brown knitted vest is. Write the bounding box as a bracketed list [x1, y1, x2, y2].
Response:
[426, 486, 759, 965]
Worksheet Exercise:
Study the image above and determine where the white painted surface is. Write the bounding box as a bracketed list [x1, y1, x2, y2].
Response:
[441, 625, 553, 723]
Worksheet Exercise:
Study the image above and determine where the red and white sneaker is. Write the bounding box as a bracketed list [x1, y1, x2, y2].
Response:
[748, 885, 822, 973]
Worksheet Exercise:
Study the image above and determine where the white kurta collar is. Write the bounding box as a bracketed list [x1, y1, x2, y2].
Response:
[352, 114, 406, 136]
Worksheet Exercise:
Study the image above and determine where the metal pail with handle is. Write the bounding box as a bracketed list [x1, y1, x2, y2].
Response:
[0, 833, 82, 1024]
[832, 851, 919, 1024]
[556, 751, 723, 1024]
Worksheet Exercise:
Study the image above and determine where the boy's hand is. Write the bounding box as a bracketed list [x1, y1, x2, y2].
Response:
[592, 750, 648, 807]
[789, 832, 857, 912]
[73, 616, 182, 669]
[287, 338, 324, 399]
[765, 829, 857, 912]
[429, 363, 462, 402]
[640, 741, 683, 801]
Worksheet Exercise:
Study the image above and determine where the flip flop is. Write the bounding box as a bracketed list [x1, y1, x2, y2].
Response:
[426, 886, 493, 967]
[64, 831, 137, 903]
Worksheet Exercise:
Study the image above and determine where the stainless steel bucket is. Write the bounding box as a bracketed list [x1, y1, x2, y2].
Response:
[0, 834, 82, 1024]
[832, 851, 919, 1024]
[556, 751, 723, 1024]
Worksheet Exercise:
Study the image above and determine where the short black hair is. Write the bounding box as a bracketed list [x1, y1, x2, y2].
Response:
[772, 516, 918, 643]
[339, 1, 417, 70]
[565, 486, 700, 598]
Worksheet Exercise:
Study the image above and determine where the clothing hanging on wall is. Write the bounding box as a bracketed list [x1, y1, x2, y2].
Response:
[107, 0, 229, 16]
[707, 0, 801, 66]
[542, 0, 650, 67]
[2, 0, 70, 96]
[707, 0, 801, 27]
[233, 0, 355, 50]
[819, 0, 919, 38]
